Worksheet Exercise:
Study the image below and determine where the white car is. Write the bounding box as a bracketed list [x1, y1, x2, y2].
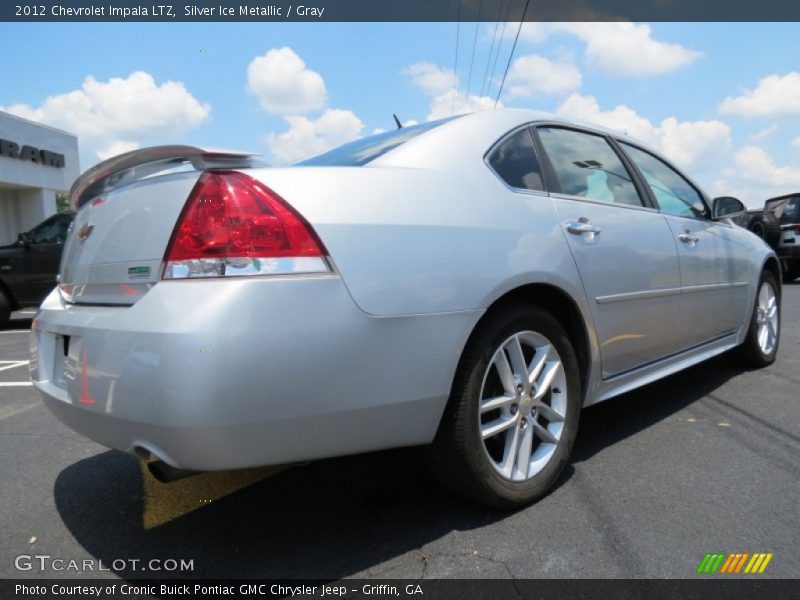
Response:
[31, 109, 780, 507]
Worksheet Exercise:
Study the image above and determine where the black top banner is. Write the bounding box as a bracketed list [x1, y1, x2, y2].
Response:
[3, 0, 800, 22]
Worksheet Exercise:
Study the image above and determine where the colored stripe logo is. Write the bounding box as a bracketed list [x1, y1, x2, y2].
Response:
[697, 553, 773, 574]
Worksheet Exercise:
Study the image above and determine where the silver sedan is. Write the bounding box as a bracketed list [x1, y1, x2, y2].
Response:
[31, 109, 780, 507]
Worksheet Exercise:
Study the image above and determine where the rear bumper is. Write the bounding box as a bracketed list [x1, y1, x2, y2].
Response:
[31, 277, 480, 470]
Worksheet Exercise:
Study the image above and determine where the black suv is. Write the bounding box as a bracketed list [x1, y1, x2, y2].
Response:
[764, 194, 800, 282]
[0, 212, 74, 325]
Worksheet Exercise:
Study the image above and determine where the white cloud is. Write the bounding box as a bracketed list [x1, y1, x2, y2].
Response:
[793, 136, 800, 149]
[265, 108, 363, 164]
[517, 23, 551, 44]
[514, 22, 702, 77]
[96, 140, 141, 161]
[750, 124, 778, 141]
[403, 61, 501, 120]
[506, 54, 582, 97]
[556, 93, 731, 171]
[1, 71, 210, 163]
[656, 117, 732, 172]
[426, 89, 500, 121]
[719, 72, 800, 119]
[733, 145, 800, 186]
[247, 47, 326, 115]
[713, 148, 800, 207]
[562, 22, 703, 77]
[402, 62, 456, 96]
[556, 92, 658, 144]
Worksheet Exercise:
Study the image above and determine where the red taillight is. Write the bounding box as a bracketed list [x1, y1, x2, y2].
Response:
[795, 225, 800, 235]
[163, 171, 330, 279]
[166, 171, 324, 260]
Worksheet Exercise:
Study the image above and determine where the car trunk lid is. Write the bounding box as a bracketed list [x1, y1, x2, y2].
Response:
[59, 146, 258, 305]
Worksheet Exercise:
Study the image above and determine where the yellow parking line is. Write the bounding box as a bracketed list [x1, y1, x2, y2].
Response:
[139, 461, 288, 530]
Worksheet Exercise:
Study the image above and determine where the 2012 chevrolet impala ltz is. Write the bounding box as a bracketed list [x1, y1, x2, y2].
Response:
[31, 109, 781, 507]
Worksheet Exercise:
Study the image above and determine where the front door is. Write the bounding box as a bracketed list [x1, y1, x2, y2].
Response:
[536, 126, 682, 378]
[619, 142, 751, 349]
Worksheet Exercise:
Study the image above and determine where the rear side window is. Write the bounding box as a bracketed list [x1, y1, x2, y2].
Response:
[621, 143, 708, 219]
[295, 117, 459, 166]
[537, 127, 642, 207]
[487, 128, 544, 191]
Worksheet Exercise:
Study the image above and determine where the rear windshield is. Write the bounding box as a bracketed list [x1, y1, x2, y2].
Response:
[295, 117, 459, 167]
[765, 196, 799, 223]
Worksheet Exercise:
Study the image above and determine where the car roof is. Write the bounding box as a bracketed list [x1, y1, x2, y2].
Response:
[375, 107, 657, 170]
[465, 108, 648, 146]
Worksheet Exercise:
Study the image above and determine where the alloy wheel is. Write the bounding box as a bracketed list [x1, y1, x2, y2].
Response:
[479, 331, 567, 482]
[756, 281, 779, 355]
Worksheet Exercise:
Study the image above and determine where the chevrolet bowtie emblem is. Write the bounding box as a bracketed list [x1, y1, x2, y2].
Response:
[76, 223, 94, 242]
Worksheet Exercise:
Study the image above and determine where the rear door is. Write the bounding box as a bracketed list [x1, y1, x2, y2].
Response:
[619, 142, 751, 349]
[535, 126, 682, 378]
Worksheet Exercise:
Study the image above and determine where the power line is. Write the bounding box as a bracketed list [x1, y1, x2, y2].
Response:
[486, 0, 513, 106]
[477, 0, 506, 109]
[451, 0, 461, 114]
[463, 0, 483, 113]
[495, 0, 530, 108]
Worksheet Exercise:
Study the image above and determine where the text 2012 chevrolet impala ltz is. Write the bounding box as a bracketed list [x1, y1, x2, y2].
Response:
[31, 109, 780, 507]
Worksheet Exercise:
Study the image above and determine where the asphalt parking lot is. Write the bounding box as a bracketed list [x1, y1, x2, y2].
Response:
[1, 287, 798, 581]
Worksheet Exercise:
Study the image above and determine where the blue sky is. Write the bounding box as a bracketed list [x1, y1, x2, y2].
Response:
[2, 22, 799, 205]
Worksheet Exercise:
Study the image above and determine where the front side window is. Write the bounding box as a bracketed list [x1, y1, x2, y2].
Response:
[621, 143, 708, 219]
[487, 127, 544, 191]
[537, 127, 642, 207]
[28, 215, 71, 245]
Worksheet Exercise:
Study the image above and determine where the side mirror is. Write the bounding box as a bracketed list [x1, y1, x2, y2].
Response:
[712, 196, 746, 220]
[17, 232, 31, 246]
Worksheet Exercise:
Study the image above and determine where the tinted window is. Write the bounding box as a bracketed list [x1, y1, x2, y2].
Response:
[621, 143, 708, 219]
[28, 214, 72, 245]
[765, 196, 799, 223]
[487, 128, 544, 191]
[537, 127, 642, 207]
[296, 117, 459, 166]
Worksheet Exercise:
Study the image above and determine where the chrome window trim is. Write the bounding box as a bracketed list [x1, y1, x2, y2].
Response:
[550, 192, 659, 214]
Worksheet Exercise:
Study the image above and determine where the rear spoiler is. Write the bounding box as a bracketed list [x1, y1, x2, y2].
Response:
[69, 145, 261, 210]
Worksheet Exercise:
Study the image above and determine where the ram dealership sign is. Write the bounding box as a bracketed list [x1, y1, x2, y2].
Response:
[0, 138, 65, 168]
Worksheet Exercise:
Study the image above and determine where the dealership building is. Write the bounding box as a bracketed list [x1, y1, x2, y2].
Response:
[0, 112, 79, 245]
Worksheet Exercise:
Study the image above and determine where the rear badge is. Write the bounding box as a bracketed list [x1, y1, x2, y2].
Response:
[128, 266, 151, 278]
[76, 223, 94, 241]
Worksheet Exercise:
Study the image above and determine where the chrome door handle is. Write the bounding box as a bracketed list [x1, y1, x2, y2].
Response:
[678, 232, 699, 244]
[566, 219, 602, 235]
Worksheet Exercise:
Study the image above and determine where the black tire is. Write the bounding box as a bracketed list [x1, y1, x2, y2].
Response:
[748, 215, 781, 249]
[731, 270, 780, 368]
[0, 290, 10, 328]
[426, 303, 582, 508]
